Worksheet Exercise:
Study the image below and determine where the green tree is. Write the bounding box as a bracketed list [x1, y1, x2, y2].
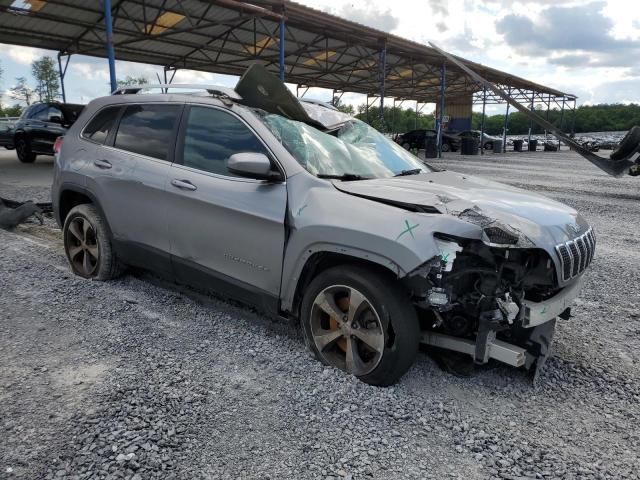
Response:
[31, 56, 60, 102]
[116, 76, 149, 87]
[9, 76, 34, 105]
[1, 104, 23, 117]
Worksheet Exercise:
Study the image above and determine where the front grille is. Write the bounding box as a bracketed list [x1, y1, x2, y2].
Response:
[555, 228, 596, 282]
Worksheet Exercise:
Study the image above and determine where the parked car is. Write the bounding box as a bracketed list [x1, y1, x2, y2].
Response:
[52, 66, 594, 386]
[0, 121, 15, 149]
[395, 129, 459, 152]
[450, 130, 502, 150]
[12, 102, 84, 163]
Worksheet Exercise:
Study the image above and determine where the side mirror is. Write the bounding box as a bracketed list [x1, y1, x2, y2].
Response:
[49, 115, 63, 124]
[227, 152, 282, 181]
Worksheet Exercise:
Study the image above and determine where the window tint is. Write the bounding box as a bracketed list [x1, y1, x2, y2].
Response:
[29, 105, 49, 121]
[47, 106, 62, 121]
[114, 104, 181, 160]
[83, 106, 121, 144]
[181, 106, 269, 176]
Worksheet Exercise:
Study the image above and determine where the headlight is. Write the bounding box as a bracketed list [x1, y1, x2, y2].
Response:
[482, 225, 519, 246]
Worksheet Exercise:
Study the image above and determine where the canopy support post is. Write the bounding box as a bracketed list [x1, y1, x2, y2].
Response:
[378, 42, 387, 132]
[502, 87, 511, 153]
[103, 0, 117, 93]
[480, 87, 487, 155]
[527, 90, 534, 146]
[279, 18, 285, 81]
[57, 52, 70, 103]
[558, 97, 566, 150]
[437, 62, 446, 158]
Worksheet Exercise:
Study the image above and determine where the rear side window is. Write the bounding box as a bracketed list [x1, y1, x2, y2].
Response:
[29, 104, 49, 121]
[114, 104, 181, 160]
[181, 106, 269, 176]
[82, 106, 120, 144]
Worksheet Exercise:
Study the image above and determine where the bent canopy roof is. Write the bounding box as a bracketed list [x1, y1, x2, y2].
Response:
[0, 0, 575, 104]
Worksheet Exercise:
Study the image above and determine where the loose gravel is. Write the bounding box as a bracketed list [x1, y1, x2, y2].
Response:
[1, 150, 639, 479]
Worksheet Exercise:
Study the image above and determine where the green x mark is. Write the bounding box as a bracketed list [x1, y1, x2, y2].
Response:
[396, 220, 420, 241]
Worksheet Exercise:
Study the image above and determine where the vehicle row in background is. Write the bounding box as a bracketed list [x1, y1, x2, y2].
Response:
[394, 129, 502, 152]
[12, 102, 85, 163]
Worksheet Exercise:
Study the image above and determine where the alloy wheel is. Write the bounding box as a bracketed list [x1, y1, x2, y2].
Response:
[65, 217, 100, 277]
[310, 285, 385, 376]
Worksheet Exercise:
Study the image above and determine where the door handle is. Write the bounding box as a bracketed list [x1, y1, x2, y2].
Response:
[171, 179, 197, 191]
[93, 159, 112, 169]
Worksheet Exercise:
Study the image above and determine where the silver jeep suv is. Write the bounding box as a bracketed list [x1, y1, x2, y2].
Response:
[52, 66, 594, 386]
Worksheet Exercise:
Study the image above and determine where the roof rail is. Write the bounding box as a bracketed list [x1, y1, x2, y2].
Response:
[111, 84, 242, 100]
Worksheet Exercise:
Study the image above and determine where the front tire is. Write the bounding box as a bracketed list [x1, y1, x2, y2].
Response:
[300, 265, 420, 386]
[15, 137, 36, 163]
[441, 142, 451, 152]
[63, 204, 123, 280]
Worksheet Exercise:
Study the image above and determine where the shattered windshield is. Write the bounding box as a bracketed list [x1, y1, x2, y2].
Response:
[259, 113, 429, 179]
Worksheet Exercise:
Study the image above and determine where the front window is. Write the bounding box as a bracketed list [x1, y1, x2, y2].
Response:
[259, 113, 429, 179]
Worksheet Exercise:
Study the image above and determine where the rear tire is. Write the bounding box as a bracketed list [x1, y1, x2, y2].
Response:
[300, 265, 420, 386]
[63, 204, 123, 281]
[15, 136, 36, 163]
[402, 142, 411, 150]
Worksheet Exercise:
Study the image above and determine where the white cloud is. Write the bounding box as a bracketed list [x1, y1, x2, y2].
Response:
[7, 45, 49, 65]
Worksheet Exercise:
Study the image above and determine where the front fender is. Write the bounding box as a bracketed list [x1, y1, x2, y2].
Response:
[279, 174, 482, 311]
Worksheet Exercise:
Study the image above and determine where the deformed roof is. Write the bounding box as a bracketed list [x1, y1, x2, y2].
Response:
[0, 0, 576, 104]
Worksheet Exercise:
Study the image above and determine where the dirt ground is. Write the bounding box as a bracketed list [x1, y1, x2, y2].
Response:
[1, 149, 639, 479]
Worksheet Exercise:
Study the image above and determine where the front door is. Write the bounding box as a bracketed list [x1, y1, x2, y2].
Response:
[165, 105, 287, 307]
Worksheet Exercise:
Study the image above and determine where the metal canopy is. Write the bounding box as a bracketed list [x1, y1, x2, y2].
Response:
[0, 0, 576, 105]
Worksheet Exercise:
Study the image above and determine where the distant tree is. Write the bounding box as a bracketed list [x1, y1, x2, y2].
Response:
[333, 98, 355, 115]
[9, 77, 35, 105]
[469, 103, 640, 135]
[31, 56, 60, 102]
[116, 76, 149, 87]
[355, 104, 434, 133]
[1, 104, 23, 117]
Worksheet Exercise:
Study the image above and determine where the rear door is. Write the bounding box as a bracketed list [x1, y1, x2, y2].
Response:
[165, 105, 287, 305]
[41, 105, 67, 153]
[89, 103, 183, 275]
[24, 104, 49, 152]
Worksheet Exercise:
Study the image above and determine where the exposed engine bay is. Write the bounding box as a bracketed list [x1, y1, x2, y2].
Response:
[406, 235, 575, 379]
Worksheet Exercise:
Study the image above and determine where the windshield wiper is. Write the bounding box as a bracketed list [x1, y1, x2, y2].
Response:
[394, 168, 422, 177]
[317, 173, 369, 181]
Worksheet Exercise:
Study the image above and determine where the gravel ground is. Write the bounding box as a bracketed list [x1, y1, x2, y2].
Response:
[1, 150, 639, 479]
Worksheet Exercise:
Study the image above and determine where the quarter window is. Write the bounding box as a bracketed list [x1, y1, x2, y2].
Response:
[181, 106, 269, 176]
[114, 104, 181, 160]
[82, 106, 121, 144]
[29, 104, 49, 121]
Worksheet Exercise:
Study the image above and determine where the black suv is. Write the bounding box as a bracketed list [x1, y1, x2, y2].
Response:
[395, 129, 459, 152]
[13, 102, 84, 163]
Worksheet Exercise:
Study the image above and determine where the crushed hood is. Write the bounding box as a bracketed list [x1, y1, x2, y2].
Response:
[333, 170, 589, 247]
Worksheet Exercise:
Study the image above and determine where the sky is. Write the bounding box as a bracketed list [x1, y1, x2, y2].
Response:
[1, 0, 639, 115]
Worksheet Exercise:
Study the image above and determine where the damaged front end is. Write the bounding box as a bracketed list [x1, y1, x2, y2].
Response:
[407, 230, 581, 380]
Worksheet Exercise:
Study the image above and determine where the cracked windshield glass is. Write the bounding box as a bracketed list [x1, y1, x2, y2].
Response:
[260, 114, 430, 179]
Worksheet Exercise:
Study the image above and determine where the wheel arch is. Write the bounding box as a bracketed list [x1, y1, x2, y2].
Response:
[281, 245, 404, 317]
[56, 184, 113, 238]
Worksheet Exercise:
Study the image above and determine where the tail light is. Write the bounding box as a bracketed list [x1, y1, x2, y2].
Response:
[53, 136, 63, 155]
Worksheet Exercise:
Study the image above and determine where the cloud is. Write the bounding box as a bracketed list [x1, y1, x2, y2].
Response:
[333, 4, 399, 32]
[436, 21, 448, 33]
[428, 0, 448, 16]
[7, 46, 50, 65]
[495, 1, 640, 67]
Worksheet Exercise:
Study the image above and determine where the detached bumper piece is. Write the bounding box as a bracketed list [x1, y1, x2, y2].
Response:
[421, 319, 557, 382]
[422, 331, 527, 368]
